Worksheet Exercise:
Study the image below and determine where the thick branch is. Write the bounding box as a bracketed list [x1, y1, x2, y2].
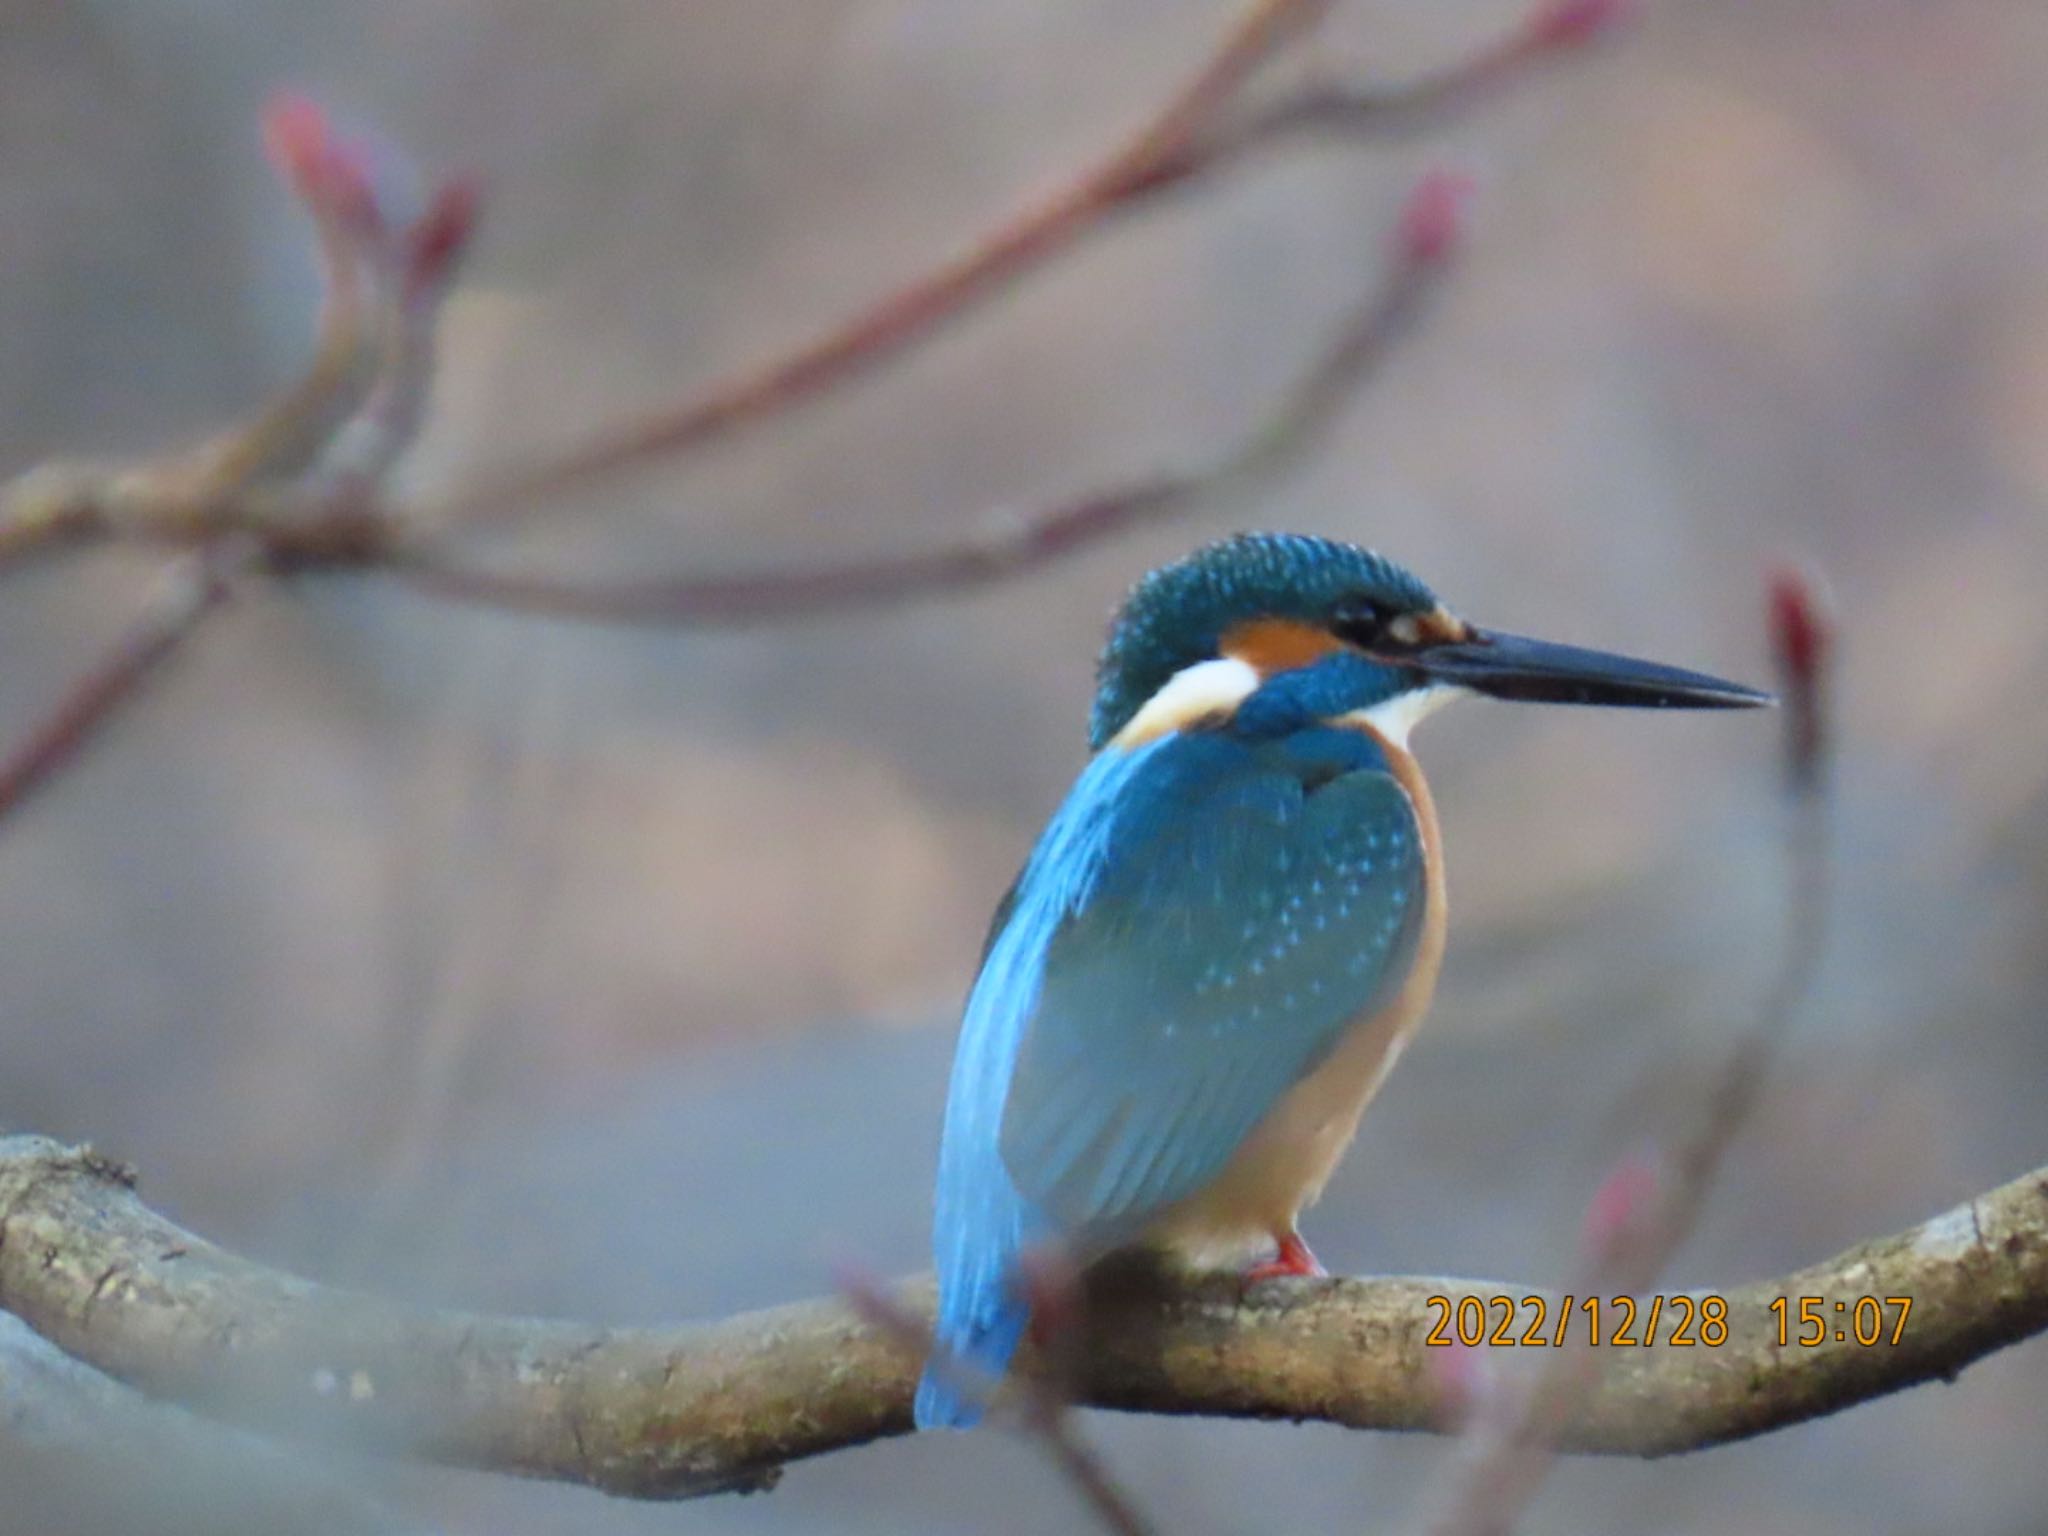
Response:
[1, 1136, 2041, 1501]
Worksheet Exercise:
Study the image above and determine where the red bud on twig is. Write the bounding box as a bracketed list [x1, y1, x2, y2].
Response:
[1526, 0, 1634, 52]
[1396, 169, 1478, 268]
[262, 92, 379, 236]
[1767, 563, 1834, 794]
[1578, 1152, 1663, 1267]
[404, 177, 483, 303]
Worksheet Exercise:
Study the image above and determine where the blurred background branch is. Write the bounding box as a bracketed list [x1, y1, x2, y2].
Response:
[391, 167, 1470, 625]
[0, 549, 241, 824]
[0, 0, 1613, 829]
[416, 0, 1622, 529]
[843, 1260, 1160, 1536]
[0, 1313, 423, 1536]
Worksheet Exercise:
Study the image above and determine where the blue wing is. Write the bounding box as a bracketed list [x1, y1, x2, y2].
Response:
[1001, 727, 1424, 1229]
[917, 725, 1424, 1428]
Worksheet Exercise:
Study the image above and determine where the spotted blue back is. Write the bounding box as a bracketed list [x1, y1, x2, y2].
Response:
[1000, 726, 1424, 1231]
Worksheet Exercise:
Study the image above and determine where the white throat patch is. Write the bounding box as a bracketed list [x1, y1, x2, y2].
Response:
[1341, 684, 1468, 750]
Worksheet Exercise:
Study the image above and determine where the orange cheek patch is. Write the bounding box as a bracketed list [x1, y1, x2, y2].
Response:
[1221, 618, 1344, 676]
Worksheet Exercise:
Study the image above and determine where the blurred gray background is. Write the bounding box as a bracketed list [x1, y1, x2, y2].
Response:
[3, 0, 2045, 1531]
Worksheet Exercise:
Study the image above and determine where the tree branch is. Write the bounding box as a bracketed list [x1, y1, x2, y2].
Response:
[0, 550, 240, 824]
[0, 1, 1543, 827]
[1, 1136, 2041, 1502]
[388, 166, 1468, 626]
[417, 0, 1617, 532]
[417, 0, 1339, 530]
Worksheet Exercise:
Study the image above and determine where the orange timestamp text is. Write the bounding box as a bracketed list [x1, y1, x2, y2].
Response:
[1419, 1293, 1915, 1348]
[1422, 1294, 1729, 1348]
[1769, 1295, 1913, 1347]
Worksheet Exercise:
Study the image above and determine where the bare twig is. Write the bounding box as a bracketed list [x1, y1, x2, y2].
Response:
[0, 100, 476, 836]
[1411, 569, 1831, 1536]
[0, 0, 1564, 832]
[169, 95, 389, 500]
[0, 552, 241, 824]
[0, 1136, 2041, 1501]
[420, 0, 1619, 531]
[0, 466, 102, 570]
[0, 0, 1618, 586]
[842, 1265, 1157, 1536]
[309, 176, 482, 504]
[1158, 0, 1631, 183]
[390, 167, 1470, 626]
[421, 0, 1339, 528]
[0, 95, 472, 572]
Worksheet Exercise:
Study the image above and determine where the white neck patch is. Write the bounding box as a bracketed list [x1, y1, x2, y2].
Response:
[1340, 684, 1468, 750]
[1108, 657, 1260, 748]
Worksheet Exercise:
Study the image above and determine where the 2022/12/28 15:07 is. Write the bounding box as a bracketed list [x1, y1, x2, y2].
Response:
[1420, 1293, 1916, 1347]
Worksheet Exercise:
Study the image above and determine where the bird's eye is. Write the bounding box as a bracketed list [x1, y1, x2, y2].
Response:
[1331, 600, 1384, 647]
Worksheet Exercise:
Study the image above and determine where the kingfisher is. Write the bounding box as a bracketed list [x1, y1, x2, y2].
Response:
[914, 532, 1770, 1429]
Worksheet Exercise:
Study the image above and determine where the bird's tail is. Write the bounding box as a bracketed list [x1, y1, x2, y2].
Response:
[913, 1254, 1028, 1429]
[918, 852, 1070, 1430]
[916, 1115, 1037, 1429]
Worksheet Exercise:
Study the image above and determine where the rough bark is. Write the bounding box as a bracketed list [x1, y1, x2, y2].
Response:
[0, 1136, 2041, 1500]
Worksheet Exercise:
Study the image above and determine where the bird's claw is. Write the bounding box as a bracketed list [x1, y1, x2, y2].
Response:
[1240, 1231, 1327, 1290]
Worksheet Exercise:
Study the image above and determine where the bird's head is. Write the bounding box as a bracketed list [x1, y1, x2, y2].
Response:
[1090, 532, 1771, 750]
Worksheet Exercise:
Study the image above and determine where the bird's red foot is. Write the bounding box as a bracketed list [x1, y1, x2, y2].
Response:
[1241, 1231, 1327, 1285]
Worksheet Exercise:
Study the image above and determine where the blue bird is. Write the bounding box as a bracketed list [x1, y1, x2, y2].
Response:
[915, 532, 1769, 1429]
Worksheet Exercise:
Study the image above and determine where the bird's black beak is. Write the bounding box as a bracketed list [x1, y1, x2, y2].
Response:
[1411, 628, 1774, 709]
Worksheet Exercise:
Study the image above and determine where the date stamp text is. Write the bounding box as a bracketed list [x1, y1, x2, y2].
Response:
[1419, 1294, 1913, 1348]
